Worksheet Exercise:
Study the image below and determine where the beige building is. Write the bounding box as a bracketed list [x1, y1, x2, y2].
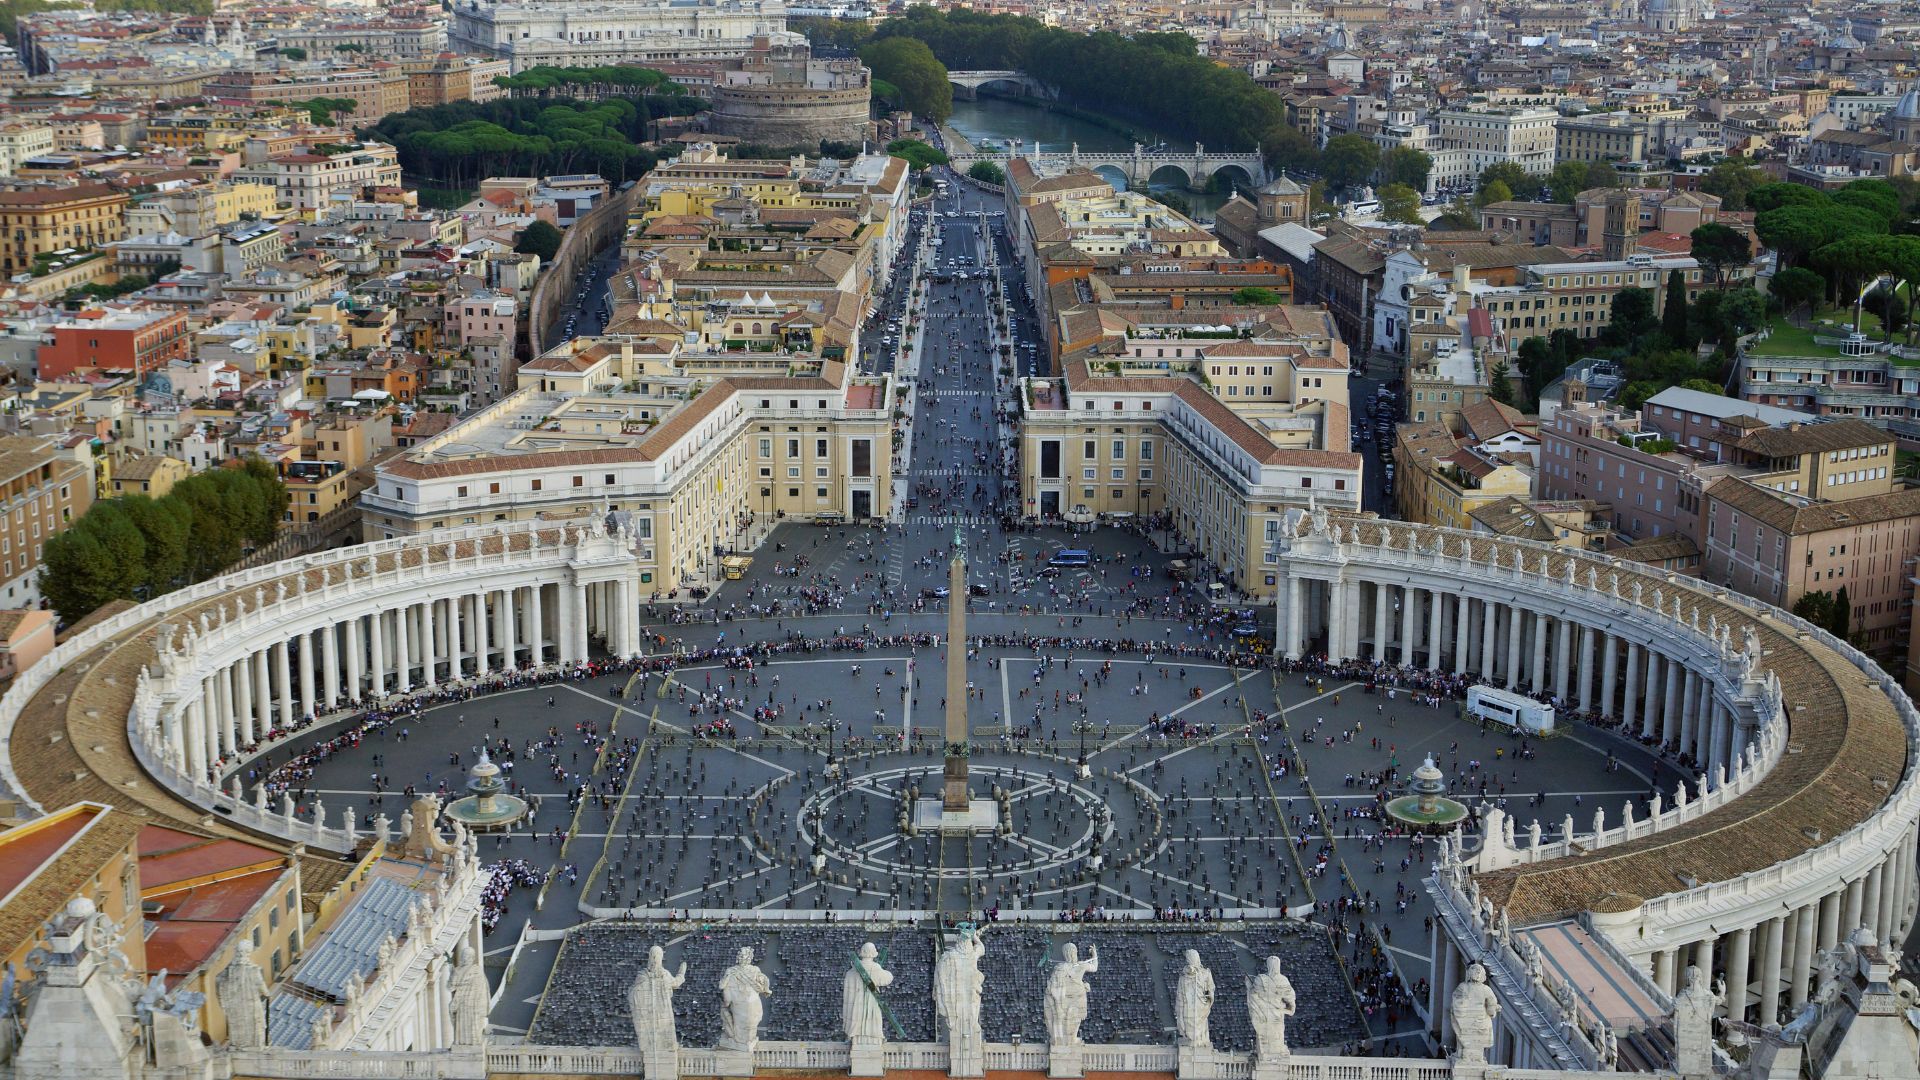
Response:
[360, 336, 894, 592]
[1435, 104, 1558, 177]
[1018, 304, 1361, 596]
[1393, 422, 1535, 531]
[0, 433, 93, 608]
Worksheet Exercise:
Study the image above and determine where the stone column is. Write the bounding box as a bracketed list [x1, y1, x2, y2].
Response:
[473, 592, 491, 676]
[1693, 936, 1715, 987]
[1757, 915, 1785, 1027]
[231, 656, 253, 750]
[1454, 593, 1471, 674]
[1844, 877, 1866, 937]
[1790, 903, 1817, 1009]
[1427, 586, 1444, 671]
[184, 696, 207, 783]
[369, 610, 387, 696]
[1577, 624, 1595, 710]
[253, 649, 273, 740]
[1678, 669, 1699, 760]
[1708, 703, 1729, 779]
[320, 622, 339, 707]
[1877, 858, 1898, 943]
[394, 601, 413, 693]
[1724, 926, 1751, 1023]
[1601, 633, 1619, 719]
[1529, 611, 1547, 690]
[1399, 585, 1417, 666]
[1818, 890, 1842, 954]
[1553, 618, 1571, 703]
[272, 639, 293, 730]
[298, 631, 316, 721]
[212, 666, 233, 759]
[1654, 948, 1677, 996]
[529, 582, 546, 667]
[1658, 657, 1674, 737]
[1639, 649, 1661, 739]
[498, 587, 518, 671]
[344, 617, 363, 701]
[1373, 580, 1389, 661]
[420, 597, 438, 688]
[1504, 605, 1522, 689]
[1478, 598, 1497, 677]
[1621, 643, 1641, 733]
[573, 582, 590, 662]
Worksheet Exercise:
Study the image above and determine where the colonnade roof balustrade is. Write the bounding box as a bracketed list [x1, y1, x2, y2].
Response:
[1292, 514, 1913, 924]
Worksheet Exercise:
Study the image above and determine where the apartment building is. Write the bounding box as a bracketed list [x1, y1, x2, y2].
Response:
[1539, 386, 1920, 667]
[1018, 304, 1360, 596]
[0, 183, 129, 276]
[400, 54, 511, 108]
[37, 303, 191, 379]
[1435, 105, 1558, 177]
[0, 433, 93, 607]
[360, 336, 894, 592]
[1735, 327, 1920, 443]
[234, 141, 404, 212]
[204, 68, 411, 123]
[1553, 114, 1650, 166]
[1393, 421, 1534, 531]
[0, 123, 55, 177]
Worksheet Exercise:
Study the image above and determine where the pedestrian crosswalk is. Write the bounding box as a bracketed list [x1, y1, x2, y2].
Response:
[919, 467, 989, 477]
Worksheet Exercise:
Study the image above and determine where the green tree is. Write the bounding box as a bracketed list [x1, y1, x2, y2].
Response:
[40, 504, 145, 622]
[1547, 160, 1592, 205]
[1793, 588, 1852, 639]
[334, 42, 365, 52]
[967, 160, 1005, 185]
[1689, 223, 1750, 287]
[1583, 162, 1621, 191]
[1486, 359, 1515, 405]
[1699, 160, 1764, 211]
[280, 46, 306, 60]
[884, 137, 948, 171]
[1662, 268, 1693, 347]
[1835, 179, 1902, 223]
[1319, 135, 1380, 194]
[1232, 286, 1283, 305]
[1605, 286, 1659, 343]
[1431, 192, 1480, 230]
[1478, 162, 1531, 197]
[1382, 146, 1432, 191]
[1378, 183, 1422, 224]
[860, 36, 952, 124]
[514, 220, 563, 262]
[1678, 377, 1723, 395]
[118, 494, 190, 596]
[1769, 266, 1826, 317]
[1474, 179, 1512, 209]
[1748, 182, 1829, 214]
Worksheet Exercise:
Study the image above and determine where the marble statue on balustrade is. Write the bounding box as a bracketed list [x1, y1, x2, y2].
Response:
[1449, 963, 1500, 1066]
[1174, 949, 1215, 1052]
[935, 928, 986, 1077]
[630, 946, 688, 1054]
[1671, 964, 1723, 1077]
[1247, 956, 1296, 1069]
[843, 942, 893, 1044]
[450, 942, 491, 1051]
[844, 942, 893, 1077]
[717, 947, 771, 1053]
[1044, 942, 1098, 1048]
[215, 941, 268, 1050]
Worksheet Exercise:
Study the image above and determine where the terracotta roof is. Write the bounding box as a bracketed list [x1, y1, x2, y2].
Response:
[1706, 476, 1920, 535]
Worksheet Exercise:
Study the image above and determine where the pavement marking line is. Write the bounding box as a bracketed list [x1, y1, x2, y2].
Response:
[1096, 882, 1152, 910]
[662, 863, 782, 904]
[1133, 864, 1246, 906]
[561, 683, 656, 723]
[1386, 944, 1433, 965]
[1000, 663, 1012, 730]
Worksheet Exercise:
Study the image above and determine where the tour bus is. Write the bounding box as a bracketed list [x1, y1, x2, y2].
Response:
[1465, 684, 1556, 734]
[1049, 549, 1092, 568]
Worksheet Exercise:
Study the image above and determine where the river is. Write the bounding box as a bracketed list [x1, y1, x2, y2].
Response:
[944, 95, 1245, 221]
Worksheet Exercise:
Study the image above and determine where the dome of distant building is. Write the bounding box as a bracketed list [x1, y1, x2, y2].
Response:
[1894, 88, 1920, 119]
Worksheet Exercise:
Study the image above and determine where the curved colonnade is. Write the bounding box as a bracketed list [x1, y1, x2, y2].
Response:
[0, 512, 1912, 1073]
[1272, 510, 1918, 1066]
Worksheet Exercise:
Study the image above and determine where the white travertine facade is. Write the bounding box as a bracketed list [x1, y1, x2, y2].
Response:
[448, 0, 791, 73]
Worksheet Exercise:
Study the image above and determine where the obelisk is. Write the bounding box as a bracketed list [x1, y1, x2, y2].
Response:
[942, 526, 970, 812]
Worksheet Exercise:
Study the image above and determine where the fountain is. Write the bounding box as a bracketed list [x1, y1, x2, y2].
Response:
[442, 748, 529, 831]
[1383, 755, 1468, 832]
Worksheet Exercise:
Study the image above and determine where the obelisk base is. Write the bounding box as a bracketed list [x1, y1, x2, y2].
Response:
[913, 798, 1000, 834]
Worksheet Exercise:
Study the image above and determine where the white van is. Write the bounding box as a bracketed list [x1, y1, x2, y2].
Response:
[1465, 685, 1555, 734]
